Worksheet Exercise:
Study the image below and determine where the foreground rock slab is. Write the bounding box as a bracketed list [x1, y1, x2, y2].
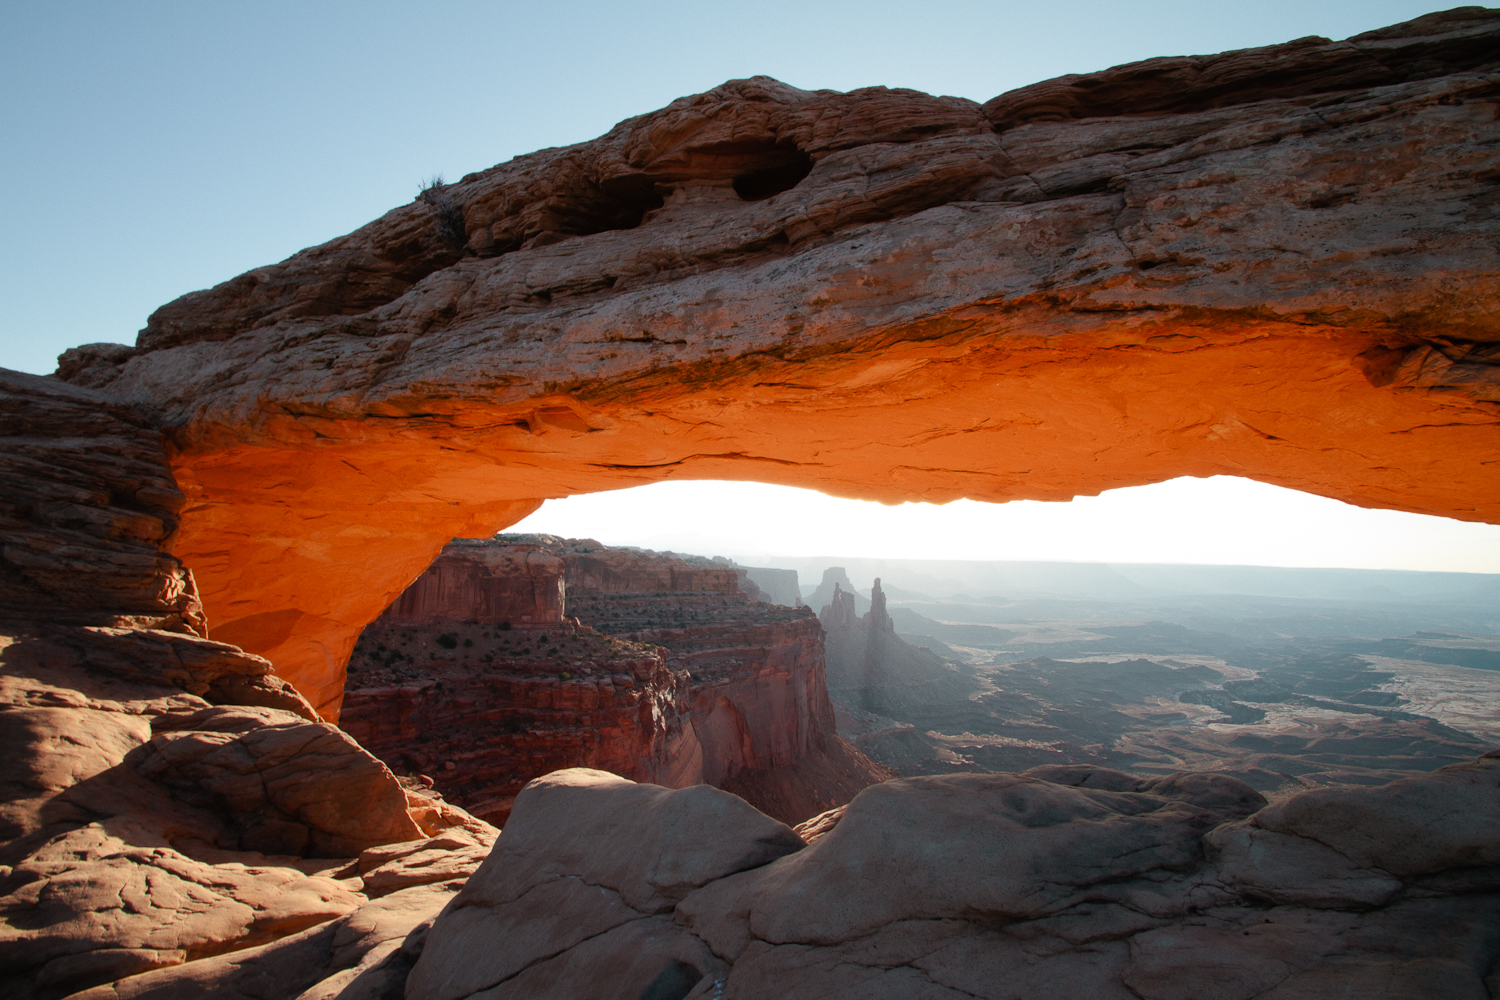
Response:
[403, 756, 1500, 999]
[407, 768, 800, 1000]
[68, 881, 457, 1000]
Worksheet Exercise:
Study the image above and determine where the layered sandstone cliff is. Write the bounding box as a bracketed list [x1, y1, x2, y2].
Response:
[342, 536, 892, 825]
[0, 372, 495, 1000]
[42, 9, 1500, 708]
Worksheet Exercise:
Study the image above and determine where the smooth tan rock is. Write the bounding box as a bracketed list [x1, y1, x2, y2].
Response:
[66, 881, 455, 1000]
[0, 825, 363, 987]
[0, 706, 151, 841]
[407, 768, 801, 1000]
[49, 12, 1500, 712]
[392, 752, 1500, 1000]
[458, 768, 801, 914]
[410, 875, 648, 1000]
[135, 706, 424, 856]
[737, 770, 1262, 945]
[1248, 749, 1500, 876]
[470, 915, 726, 1000]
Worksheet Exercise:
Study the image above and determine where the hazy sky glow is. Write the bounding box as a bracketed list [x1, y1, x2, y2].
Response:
[508, 477, 1500, 575]
[4, 2, 1490, 574]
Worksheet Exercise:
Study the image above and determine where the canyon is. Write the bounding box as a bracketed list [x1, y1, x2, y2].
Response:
[1, 7, 1498, 999]
[339, 535, 892, 825]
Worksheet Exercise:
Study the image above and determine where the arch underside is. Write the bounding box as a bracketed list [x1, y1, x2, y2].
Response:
[59, 13, 1500, 715]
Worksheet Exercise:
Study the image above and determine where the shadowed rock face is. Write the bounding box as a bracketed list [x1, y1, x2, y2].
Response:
[47, 8, 1500, 715]
[0, 372, 495, 999]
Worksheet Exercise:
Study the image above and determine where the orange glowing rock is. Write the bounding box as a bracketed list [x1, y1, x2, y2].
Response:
[56, 9, 1500, 716]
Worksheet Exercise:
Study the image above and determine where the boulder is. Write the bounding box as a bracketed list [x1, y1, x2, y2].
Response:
[135, 705, 424, 856]
[405, 768, 800, 1000]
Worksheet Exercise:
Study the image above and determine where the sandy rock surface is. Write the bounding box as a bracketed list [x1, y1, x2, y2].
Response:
[136, 705, 424, 856]
[67, 881, 457, 1000]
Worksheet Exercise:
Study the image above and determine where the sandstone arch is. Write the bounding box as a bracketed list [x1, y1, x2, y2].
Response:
[58, 9, 1500, 718]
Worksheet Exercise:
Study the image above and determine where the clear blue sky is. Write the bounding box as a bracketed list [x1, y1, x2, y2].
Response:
[7, 2, 1494, 574]
[0, 0, 1453, 374]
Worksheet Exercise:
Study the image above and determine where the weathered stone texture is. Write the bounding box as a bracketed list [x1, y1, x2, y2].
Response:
[401, 756, 1500, 1000]
[0, 363, 491, 998]
[0, 372, 202, 635]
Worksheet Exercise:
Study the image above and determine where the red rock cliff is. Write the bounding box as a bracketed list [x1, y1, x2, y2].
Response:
[339, 620, 684, 825]
[341, 536, 892, 823]
[377, 538, 565, 628]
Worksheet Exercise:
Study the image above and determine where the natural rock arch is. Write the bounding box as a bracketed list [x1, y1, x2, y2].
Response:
[59, 9, 1500, 718]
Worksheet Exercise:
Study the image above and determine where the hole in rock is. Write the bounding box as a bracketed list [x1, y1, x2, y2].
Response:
[338, 476, 1500, 836]
[554, 174, 666, 237]
[732, 146, 815, 201]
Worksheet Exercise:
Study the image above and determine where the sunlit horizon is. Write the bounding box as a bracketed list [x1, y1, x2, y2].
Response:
[506, 476, 1500, 575]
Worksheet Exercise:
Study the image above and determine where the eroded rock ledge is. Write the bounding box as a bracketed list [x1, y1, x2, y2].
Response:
[44, 8, 1500, 709]
[0, 372, 495, 998]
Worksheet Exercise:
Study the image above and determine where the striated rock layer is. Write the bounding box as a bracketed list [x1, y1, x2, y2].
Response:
[47, 9, 1500, 713]
[341, 536, 893, 824]
[0, 371, 495, 999]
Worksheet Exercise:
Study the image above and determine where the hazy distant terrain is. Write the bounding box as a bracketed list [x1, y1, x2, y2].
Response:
[754, 557, 1500, 795]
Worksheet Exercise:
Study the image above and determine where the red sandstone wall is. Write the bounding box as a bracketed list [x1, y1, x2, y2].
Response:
[340, 633, 681, 825]
[378, 541, 564, 629]
[344, 537, 891, 823]
[627, 618, 833, 782]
